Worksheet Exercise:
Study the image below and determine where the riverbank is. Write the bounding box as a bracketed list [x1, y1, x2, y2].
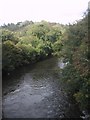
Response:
[2, 55, 53, 76]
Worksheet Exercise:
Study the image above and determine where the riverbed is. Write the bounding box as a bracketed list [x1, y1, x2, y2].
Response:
[2, 57, 82, 118]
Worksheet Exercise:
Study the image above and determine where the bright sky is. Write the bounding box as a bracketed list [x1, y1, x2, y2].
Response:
[0, 0, 89, 25]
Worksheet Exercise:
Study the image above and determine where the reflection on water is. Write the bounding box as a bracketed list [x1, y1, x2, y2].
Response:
[3, 57, 82, 118]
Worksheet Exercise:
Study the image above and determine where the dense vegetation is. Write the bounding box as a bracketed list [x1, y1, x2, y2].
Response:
[61, 11, 89, 113]
[1, 10, 89, 114]
[2, 21, 65, 71]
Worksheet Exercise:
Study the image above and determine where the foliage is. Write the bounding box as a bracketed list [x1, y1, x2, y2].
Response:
[61, 11, 89, 112]
[2, 40, 23, 71]
[2, 21, 63, 72]
[1, 29, 19, 43]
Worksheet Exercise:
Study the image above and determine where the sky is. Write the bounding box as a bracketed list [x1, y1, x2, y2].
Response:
[0, 0, 89, 25]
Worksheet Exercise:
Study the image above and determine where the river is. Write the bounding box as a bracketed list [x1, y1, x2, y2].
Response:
[2, 57, 82, 118]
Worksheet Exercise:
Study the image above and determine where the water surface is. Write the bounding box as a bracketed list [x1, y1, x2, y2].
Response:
[3, 57, 82, 118]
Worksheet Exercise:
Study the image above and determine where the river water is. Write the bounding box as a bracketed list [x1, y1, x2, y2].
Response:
[2, 57, 82, 118]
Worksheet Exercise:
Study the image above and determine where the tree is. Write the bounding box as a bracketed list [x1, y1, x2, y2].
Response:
[2, 29, 19, 44]
[2, 40, 23, 71]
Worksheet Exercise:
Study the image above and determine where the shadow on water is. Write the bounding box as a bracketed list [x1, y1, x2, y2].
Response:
[2, 57, 82, 118]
